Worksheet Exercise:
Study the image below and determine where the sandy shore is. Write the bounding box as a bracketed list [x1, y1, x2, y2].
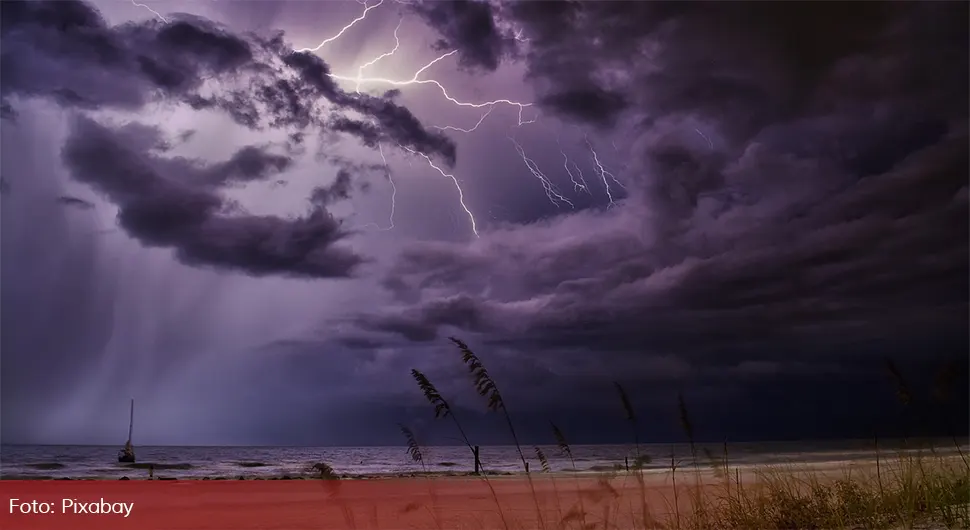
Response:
[2, 471, 715, 529]
[4, 456, 965, 530]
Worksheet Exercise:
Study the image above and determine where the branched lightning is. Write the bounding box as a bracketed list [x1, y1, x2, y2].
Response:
[558, 134, 590, 194]
[331, 51, 534, 126]
[325, 10, 582, 225]
[296, 0, 386, 53]
[585, 135, 625, 208]
[433, 106, 495, 133]
[317, 7, 552, 230]
[131, 0, 612, 238]
[354, 18, 403, 94]
[509, 136, 573, 208]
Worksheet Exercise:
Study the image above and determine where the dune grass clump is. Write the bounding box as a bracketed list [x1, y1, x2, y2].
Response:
[410, 367, 511, 529]
[693, 455, 970, 530]
[398, 340, 968, 530]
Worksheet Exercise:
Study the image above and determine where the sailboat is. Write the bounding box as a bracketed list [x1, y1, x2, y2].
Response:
[117, 398, 136, 463]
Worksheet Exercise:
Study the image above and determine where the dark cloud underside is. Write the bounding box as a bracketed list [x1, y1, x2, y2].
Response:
[0, 0, 459, 278]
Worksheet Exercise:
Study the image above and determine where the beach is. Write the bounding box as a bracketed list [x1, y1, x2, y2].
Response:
[3, 456, 967, 530]
[3, 442, 967, 528]
[1, 473, 663, 530]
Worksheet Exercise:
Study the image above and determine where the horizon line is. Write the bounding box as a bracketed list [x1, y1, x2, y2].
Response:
[2, 436, 961, 450]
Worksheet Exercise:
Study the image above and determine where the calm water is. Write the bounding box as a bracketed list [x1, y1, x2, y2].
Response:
[1, 439, 965, 480]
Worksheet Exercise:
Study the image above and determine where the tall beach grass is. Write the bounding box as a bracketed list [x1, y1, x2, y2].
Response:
[319, 337, 968, 530]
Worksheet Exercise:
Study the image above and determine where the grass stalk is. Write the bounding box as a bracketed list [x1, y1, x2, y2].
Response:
[450, 337, 547, 529]
[398, 424, 444, 530]
[410, 368, 511, 530]
[552, 422, 590, 530]
[613, 381, 651, 529]
[388, 347, 970, 530]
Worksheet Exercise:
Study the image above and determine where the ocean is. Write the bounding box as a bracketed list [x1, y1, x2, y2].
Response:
[2, 439, 965, 480]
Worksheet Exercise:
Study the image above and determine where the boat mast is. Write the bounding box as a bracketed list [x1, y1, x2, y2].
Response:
[128, 398, 134, 445]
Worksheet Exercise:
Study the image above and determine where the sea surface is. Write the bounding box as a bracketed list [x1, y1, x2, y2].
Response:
[2, 439, 966, 480]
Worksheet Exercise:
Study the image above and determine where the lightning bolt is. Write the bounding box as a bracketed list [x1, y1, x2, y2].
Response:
[694, 127, 714, 149]
[433, 106, 495, 133]
[377, 143, 397, 230]
[330, 51, 535, 126]
[354, 17, 403, 94]
[129, 0, 601, 237]
[318, 9, 545, 234]
[296, 0, 386, 53]
[398, 146, 479, 237]
[558, 134, 590, 194]
[585, 135, 625, 208]
[509, 136, 573, 208]
[359, 143, 397, 231]
[130, 0, 168, 23]
[147, 0, 588, 236]
[429, 103, 557, 214]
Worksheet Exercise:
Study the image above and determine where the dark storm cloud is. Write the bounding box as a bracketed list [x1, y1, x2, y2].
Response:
[509, 2, 968, 134]
[338, 93, 458, 167]
[275, 44, 457, 162]
[330, 117, 381, 148]
[278, 45, 343, 101]
[355, 293, 499, 342]
[204, 145, 294, 186]
[0, 0, 459, 279]
[310, 169, 353, 206]
[409, 0, 517, 72]
[3, 0, 967, 447]
[362, 0, 969, 419]
[1, 1, 456, 157]
[62, 115, 364, 279]
[539, 87, 629, 129]
[1, 1, 251, 110]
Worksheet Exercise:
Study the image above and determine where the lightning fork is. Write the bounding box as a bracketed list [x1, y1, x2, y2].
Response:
[297, 0, 386, 53]
[509, 136, 574, 208]
[433, 106, 495, 133]
[354, 18, 404, 94]
[557, 134, 590, 194]
[292, 2, 585, 234]
[329, 51, 533, 121]
[585, 135, 626, 207]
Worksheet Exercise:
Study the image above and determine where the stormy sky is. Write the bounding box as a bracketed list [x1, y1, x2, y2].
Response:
[2, 0, 967, 447]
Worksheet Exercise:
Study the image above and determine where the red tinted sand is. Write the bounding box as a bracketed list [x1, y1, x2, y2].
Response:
[0, 474, 690, 530]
